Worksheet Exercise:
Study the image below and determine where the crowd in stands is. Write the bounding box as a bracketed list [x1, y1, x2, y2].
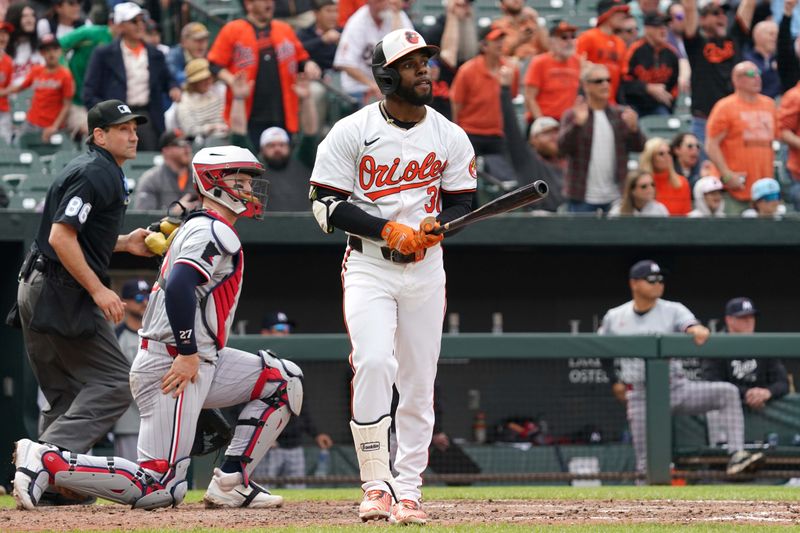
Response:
[1, 0, 800, 217]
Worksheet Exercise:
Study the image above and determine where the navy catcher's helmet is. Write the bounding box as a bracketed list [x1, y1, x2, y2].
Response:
[371, 29, 439, 95]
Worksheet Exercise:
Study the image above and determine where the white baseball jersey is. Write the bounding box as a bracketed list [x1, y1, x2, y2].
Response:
[310, 101, 477, 236]
[333, 6, 414, 94]
[598, 298, 700, 384]
[139, 212, 243, 359]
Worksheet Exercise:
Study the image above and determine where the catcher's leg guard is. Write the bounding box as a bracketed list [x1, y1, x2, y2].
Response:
[224, 349, 304, 484]
[351, 415, 393, 484]
[42, 450, 190, 510]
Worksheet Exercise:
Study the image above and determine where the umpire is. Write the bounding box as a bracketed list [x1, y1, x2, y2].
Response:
[14, 99, 152, 455]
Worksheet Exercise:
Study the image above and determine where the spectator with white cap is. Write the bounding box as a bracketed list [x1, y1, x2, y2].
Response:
[741, 177, 786, 218]
[688, 175, 726, 217]
[166, 22, 210, 87]
[83, 2, 181, 151]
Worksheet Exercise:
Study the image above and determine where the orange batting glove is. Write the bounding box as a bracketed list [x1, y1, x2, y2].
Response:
[415, 216, 444, 249]
[381, 221, 419, 255]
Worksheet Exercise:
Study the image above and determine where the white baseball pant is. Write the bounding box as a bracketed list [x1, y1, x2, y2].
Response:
[343, 245, 446, 502]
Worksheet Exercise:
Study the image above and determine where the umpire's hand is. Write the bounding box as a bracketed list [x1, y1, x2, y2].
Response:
[162, 354, 200, 398]
[92, 286, 126, 323]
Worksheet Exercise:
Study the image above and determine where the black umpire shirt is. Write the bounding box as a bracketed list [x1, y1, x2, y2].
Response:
[35, 144, 128, 283]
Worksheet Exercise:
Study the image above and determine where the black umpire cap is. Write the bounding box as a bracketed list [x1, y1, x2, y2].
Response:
[87, 100, 148, 133]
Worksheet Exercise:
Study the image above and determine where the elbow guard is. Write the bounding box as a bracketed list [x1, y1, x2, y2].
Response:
[309, 185, 343, 234]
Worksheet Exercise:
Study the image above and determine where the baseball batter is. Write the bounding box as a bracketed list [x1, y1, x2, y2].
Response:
[309, 29, 476, 524]
[600, 260, 764, 477]
[13, 146, 304, 511]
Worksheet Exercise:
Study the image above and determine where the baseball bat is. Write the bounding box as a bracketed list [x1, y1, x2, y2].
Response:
[428, 180, 549, 235]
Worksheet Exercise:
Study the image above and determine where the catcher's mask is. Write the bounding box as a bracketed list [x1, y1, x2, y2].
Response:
[192, 145, 269, 220]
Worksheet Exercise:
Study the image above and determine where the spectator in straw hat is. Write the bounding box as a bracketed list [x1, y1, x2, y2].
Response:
[174, 58, 227, 139]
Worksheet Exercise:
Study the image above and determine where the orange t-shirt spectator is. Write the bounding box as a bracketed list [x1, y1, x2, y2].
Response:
[208, 12, 314, 136]
[1, 34, 74, 140]
[706, 62, 777, 203]
[576, 0, 629, 104]
[524, 20, 580, 122]
[451, 26, 519, 138]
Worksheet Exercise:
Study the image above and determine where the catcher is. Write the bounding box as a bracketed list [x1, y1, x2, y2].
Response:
[13, 145, 304, 510]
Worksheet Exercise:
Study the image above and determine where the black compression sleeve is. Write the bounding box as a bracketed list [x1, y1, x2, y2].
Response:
[165, 263, 206, 355]
[315, 184, 389, 238]
[438, 191, 474, 227]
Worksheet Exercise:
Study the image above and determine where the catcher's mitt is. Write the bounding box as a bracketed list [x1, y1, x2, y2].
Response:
[191, 408, 233, 456]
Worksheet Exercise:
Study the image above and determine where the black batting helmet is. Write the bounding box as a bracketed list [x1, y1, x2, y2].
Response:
[371, 29, 439, 95]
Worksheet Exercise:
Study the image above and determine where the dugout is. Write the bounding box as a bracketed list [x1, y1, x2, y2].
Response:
[2, 212, 800, 487]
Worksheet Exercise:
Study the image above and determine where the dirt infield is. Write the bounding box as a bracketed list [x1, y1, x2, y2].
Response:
[2, 498, 799, 530]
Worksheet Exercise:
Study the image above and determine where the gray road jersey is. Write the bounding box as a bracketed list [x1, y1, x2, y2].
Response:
[598, 298, 699, 384]
[139, 215, 242, 359]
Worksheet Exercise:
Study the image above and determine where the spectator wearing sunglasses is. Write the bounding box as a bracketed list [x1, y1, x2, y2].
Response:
[639, 137, 692, 214]
[608, 169, 669, 216]
[622, 12, 680, 117]
[524, 19, 580, 124]
[558, 62, 646, 213]
[616, 14, 640, 48]
[599, 259, 764, 479]
[682, 0, 756, 152]
[670, 132, 702, 187]
[706, 60, 778, 214]
[667, 3, 692, 93]
[112, 278, 152, 461]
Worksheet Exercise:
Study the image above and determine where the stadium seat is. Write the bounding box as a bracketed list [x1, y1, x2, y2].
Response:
[0, 150, 45, 191]
[18, 131, 72, 157]
[10, 89, 33, 124]
[122, 151, 162, 182]
[48, 148, 80, 176]
[7, 192, 44, 210]
[639, 115, 691, 141]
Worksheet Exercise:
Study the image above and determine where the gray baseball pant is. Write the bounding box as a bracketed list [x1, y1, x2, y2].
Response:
[17, 270, 133, 453]
[627, 377, 744, 473]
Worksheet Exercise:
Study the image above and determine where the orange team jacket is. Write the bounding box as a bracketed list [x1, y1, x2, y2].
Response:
[207, 19, 309, 134]
[576, 28, 626, 104]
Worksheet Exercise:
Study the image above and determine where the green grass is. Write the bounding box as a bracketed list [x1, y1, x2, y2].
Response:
[3, 484, 800, 509]
[195, 484, 799, 502]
